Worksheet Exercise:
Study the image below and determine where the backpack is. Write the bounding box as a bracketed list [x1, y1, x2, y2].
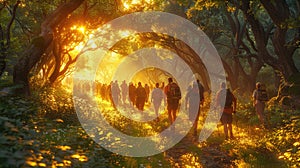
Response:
[224, 89, 233, 108]
[167, 83, 181, 99]
[257, 84, 268, 101]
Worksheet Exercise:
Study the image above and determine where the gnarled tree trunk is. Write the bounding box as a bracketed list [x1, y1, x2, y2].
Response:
[13, 0, 84, 95]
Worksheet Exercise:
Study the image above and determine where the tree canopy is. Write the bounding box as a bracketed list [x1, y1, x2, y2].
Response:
[0, 1, 300, 167]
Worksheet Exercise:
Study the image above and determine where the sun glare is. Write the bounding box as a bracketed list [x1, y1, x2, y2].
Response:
[123, 2, 130, 10]
[74, 43, 85, 52]
[71, 25, 86, 34]
[78, 26, 85, 34]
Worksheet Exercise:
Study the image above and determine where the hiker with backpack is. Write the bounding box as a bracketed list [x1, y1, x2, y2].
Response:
[216, 82, 237, 140]
[164, 77, 181, 125]
[252, 82, 268, 128]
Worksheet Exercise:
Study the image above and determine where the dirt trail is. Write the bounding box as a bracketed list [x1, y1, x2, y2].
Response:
[164, 135, 236, 168]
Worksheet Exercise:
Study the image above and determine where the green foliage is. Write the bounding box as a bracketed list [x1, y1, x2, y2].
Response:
[32, 85, 79, 125]
[0, 72, 13, 89]
[0, 96, 38, 167]
[287, 73, 300, 97]
[0, 93, 121, 167]
[257, 66, 278, 97]
[262, 110, 300, 167]
[229, 99, 300, 167]
[1, 86, 300, 167]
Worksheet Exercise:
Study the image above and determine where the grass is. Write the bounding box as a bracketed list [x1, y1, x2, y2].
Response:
[0, 86, 299, 167]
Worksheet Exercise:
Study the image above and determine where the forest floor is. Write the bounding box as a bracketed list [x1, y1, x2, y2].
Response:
[0, 94, 299, 168]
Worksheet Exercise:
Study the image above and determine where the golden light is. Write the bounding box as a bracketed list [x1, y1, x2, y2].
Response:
[85, 39, 98, 49]
[122, 0, 151, 11]
[63, 160, 72, 166]
[74, 42, 85, 51]
[78, 26, 85, 34]
[119, 30, 131, 38]
[38, 163, 46, 167]
[71, 25, 86, 34]
[123, 2, 130, 10]
[71, 154, 89, 162]
[26, 161, 37, 167]
[71, 25, 77, 30]
[56, 145, 72, 151]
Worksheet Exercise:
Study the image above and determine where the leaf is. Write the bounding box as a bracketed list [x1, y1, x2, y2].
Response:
[5, 136, 17, 141]
[0, 151, 10, 158]
[13, 151, 25, 159]
[293, 142, 300, 147]
[26, 161, 37, 167]
[55, 119, 64, 123]
[4, 121, 15, 128]
[0, 116, 10, 121]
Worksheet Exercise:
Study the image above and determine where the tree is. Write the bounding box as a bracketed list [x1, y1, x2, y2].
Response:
[186, 2, 263, 94]
[108, 32, 211, 90]
[33, 23, 86, 86]
[0, 0, 21, 77]
[185, 0, 299, 95]
[238, 0, 299, 79]
[13, 0, 85, 95]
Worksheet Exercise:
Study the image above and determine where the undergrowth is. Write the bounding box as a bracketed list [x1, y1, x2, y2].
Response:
[0, 85, 299, 167]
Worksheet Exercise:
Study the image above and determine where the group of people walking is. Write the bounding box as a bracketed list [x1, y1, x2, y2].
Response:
[89, 78, 267, 141]
[215, 81, 268, 140]
[93, 78, 203, 133]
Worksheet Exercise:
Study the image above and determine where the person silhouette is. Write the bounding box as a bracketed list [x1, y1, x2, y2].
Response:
[151, 83, 165, 120]
[164, 77, 181, 125]
[128, 82, 136, 106]
[120, 80, 128, 104]
[185, 82, 201, 138]
[216, 82, 237, 140]
[135, 82, 147, 111]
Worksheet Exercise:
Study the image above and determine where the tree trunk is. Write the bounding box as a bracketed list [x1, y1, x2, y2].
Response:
[13, 35, 53, 95]
[0, 1, 21, 77]
[240, 0, 299, 81]
[13, 0, 84, 95]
